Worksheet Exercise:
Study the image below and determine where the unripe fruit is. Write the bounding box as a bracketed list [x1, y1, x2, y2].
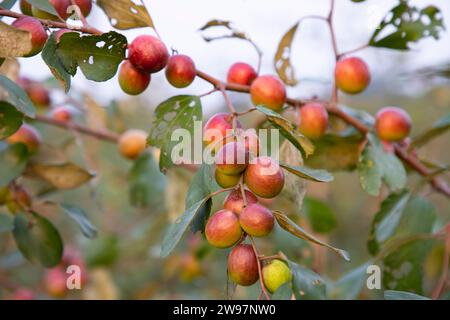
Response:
[227, 62, 257, 86]
[250, 75, 286, 112]
[244, 156, 285, 199]
[44, 268, 67, 298]
[240, 203, 274, 237]
[12, 17, 48, 57]
[227, 244, 259, 286]
[180, 254, 202, 283]
[50, 106, 73, 123]
[6, 185, 32, 214]
[165, 54, 196, 88]
[242, 129, 260, 156]
[375, 107, 412, 142]
[203, 113, 242, 152]
[298, 103, 329, 139]
[214, 170, 240, 188]
[335, 57, 371, 94]
[128, 35, 169, 74]
[118, 60, 151, 95]
[20, 0, 32, 15]
[118, 129, 147, 160]
[205, 210, 242, 249]
[7, 124, 42, 154]
[25, 83, 51, 108]
[223, 189, 258, 215]
[262, 259, 292, 294]
[215, 141, 249, 175]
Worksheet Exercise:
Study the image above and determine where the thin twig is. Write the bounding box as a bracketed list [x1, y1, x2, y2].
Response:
[250, 236, 271, 300]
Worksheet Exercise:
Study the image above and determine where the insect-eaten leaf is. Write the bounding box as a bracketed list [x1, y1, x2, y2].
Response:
[42, 33, 71, 92]
[25, 162, 95, 190]
[148, 95, 202, 172]
[56, 31, 127, 82]
[370, 2, 445, 50]
[13, 212, 63, 268]
[60, 203, 98, 239]
[288, 260, 326, 300]
[357, 134, 406, 196]
[256, 106, 314, 157]
[0, 101, 23, 140]
[96, 0, 155, 30]
[273, 210, 350, 261]
[0, 75, 36, 117]
[0, 21, 33, 58]
[274, 22, 299, 86]
[0, 142, 29, 188]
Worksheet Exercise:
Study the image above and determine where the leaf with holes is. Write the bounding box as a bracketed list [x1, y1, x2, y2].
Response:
[0, 75, 35, 117]
[412, 113, 450, 148]
[273, 210, 350, 261]
[370, 2, 445, 50]
[42, 33, 71, 92]
[0, 142, 29, 187]
[148, 95, 202, 172]
[274, 22, 299, 86]
[25, 162, 95, 189]
[96, 0, 155, 30]
[288, 260, 326, 300]
[60, 203, 98, 239]
[0, 21, 33, 58]
[0, 101, 23, 140]
[13, 212, 63, 268]
[256, 106, 314, 157]
[56, 31, 127, 82]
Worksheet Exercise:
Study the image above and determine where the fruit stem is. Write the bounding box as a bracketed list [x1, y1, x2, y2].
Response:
[250, 236, 271, 300]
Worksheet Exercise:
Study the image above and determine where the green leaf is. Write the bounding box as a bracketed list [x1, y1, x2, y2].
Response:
[0, 101, 23, 140]
[273, 210, 350, 261]
[274, 22, 299, 86]
[13, 212, 63, 268]
[0, 0, 18, 10]
[288, 260, 326, 300]
[0, 75, 35, 117]
[42, 33, 71, 93]
[330, 262, 373, 300]
[85, 234, 119, 267]
[396, 196, 437, 236]
[60, 203, 98, 239]
[303, 197, 337, 233]
[280, 163, 334, 183]
[96, 0, 155, 30]
[412, 113, 450, 148]
[0, 142, 29, 187]
[186, 163, 218, 234]
[384, 290, 430, 300]
[148, 95, 202, 172]
[272, 282, 293, 300]
[256, 105, 314, 157]
[56, 31, 127, 82]
[0, 213, 13, 233]
[161, 196, 213, 258]
[128, 152, 166, 209]
[27, 0, 58, 15]
[370, 2, 445, 50]
[358, 134, 406, 196]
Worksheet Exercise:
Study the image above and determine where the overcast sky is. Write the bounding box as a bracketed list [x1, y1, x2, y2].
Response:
[12, 0, 450, 108]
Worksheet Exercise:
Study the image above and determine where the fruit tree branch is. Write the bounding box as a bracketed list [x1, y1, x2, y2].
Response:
[250, 236, 271, 300]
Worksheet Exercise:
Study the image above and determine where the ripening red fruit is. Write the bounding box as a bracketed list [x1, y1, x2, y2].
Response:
[48, 0, 71, 19]
[375, 107, 412, 142]
[165, 54, 196, 88]
[203, 113, 242, 152]
[51, 106, 73, 123]
[44, 268, 67, 298]
[242, 129, 260, 156]
[240, 203, 274, 237]
[118, 60, 151, 95]
[335, 57, 371, 94]
[20, 0, 32, 15]
[7, 124, 42, 154]
[227, 244, 259, 286]
[215, 141, 249, 175]
[227, 62, 257, 86]
[250, 75, 286, 112]
[12, 17, 48, 57]
[214, 170, 241, 189]
[244, 156, 285, 199]
[223, 189, 258, 215]
[205, 210, 242, 249]
[13, 288, 35, 300]
[24, 83, 51, 108]
[118, 129, 147, 160]
[128, 35, 169, 74]
[71, 0, 93, 17]
[298, 103, 329, 139]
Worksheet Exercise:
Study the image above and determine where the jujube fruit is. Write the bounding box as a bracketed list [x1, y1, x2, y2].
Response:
[7, 124, 42, 154]
[262, 259, 292, 294]
[227, 244, 259, 286]
[215, 141, 249, 175]
[25, 83, 51, 108]
[240, 203, 274, 237]
[12, 17, 48, 57]
[118, 60, 151, 96]
[227, 62, 257, 86]
[128, 35, 169, 74]
[298, 103, 329, 139]
[118, 129, 148, 160]
[203, 113, 242, 152]
[375, 107, 412, 142]
[250, 75, 286, 112]
[205, 210, 242, 249]
[44, 268, 67, 298]
[244, 156, 285, 199]
[335, 57, 371, 94]
[242, 129, 260, 156]
[223, 189, 258, 215]
[215, 170, 241, 189]
[51, 106, 73, 123]
[165, 54, 196, 88]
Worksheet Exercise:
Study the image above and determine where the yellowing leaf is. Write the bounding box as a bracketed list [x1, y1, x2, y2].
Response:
[96, 0, 154, 30]
[26, 162, 95, 189]
[0, 21, 33, 58]
[274, 22, 299, 86]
